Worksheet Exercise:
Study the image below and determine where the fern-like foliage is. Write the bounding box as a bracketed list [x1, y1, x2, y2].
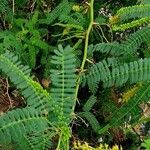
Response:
[59, 11, 87, 28]
[91, 26, 150, 58]
[91, 42, 123, 56]
[81, 112, 100, 133]
[15, 11, 50, 69]
[87, 26, 150, 93]
[0, 0, 12, 22]
[86, 58, 150, 93]
[50, 45, 76, 123]
[99, 82, 150, 134]
[115, 5, 150, 22]
[24, 129, 55, 150]
[39, 0, 72, 25]
[0, 31, 23, 55]
[0, 44, 77, 149]
[0, 51, 51, 112]
[112, 17, 150, 31]
[0, 107, 52, 149]
[0, 51, 55, 148]
[79, 96, 100, 132]
[109, 3, 150, 30]
[83, 95, 97, 112]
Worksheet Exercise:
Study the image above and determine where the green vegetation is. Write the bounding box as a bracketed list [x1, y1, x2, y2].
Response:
[0, 0, 149, 149]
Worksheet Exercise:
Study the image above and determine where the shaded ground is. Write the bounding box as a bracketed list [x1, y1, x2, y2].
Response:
[0, 77, 25, 115]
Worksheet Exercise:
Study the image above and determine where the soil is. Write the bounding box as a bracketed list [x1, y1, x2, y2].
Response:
[0, 77, 25, 115]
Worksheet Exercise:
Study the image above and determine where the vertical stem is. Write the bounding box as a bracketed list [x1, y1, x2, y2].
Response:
[12, 0, 15, 15]
[81, 0, 94, 71]
[73, 0, 94, 110]
[56, 131, 62, 150]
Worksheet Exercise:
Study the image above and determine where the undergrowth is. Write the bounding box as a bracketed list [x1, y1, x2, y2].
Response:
[0, 0, 149, 149]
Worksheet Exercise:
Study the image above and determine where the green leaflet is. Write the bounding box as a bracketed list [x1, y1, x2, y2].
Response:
[79, 96, 100, 132]
[117, 4, 150, 22]
[81, 111, 100, 133]
[50, 45, 77, 123]
[112, 18, 150, 31]
[110, 3, 150, 30]
[83, 95, 97, 112]
[86, 58, 150, 93]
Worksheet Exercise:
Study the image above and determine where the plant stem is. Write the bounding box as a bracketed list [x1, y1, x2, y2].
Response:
[56, 131, 62, 150]
[81, 0, 94, 71]
[12, 0, 15, 15]
[73, 0, 94, 111]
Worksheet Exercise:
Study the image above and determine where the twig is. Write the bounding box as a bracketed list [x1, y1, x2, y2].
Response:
[75, 114, 89, 127]
[86, 58, 94, 64]
[12, 0, 15, 15]
[97, 25, 109, 43]
[132, 127, 142, 142]
[6, 78, 13, 109]
[30, 1, 36, 13]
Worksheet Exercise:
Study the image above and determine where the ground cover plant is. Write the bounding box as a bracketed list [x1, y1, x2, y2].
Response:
[0, 0, 149, 149]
